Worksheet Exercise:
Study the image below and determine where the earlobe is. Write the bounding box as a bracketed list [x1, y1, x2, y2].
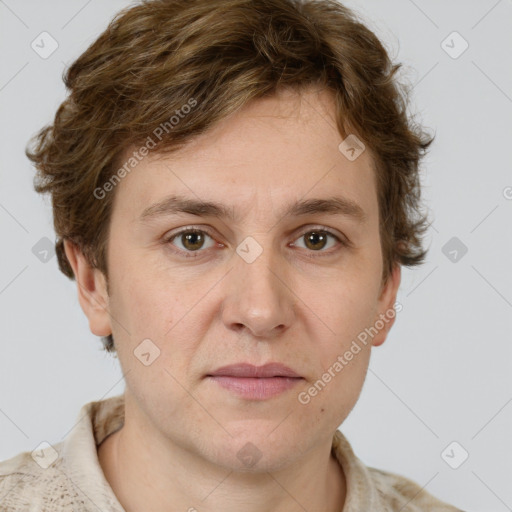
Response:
[63, 240, 112, 337]
[371, 264, 402, 347]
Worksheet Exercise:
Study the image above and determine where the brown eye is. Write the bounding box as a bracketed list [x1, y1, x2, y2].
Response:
[304, 231, 329, 251]
[181, 231, 205, 251]
[292, 229, 342, 253]
[167, 229, 216, 253]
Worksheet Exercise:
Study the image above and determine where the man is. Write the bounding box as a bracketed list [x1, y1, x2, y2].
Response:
[0, 0, 463, 510]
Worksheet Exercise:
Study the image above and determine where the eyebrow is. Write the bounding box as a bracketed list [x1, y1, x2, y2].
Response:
[139, 194, 367, 224]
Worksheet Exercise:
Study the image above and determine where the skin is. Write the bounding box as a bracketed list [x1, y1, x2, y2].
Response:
[65, 85, 401, 512]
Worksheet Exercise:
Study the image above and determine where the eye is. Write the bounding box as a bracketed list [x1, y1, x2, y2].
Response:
[165, 228, 217, 253]
[291, 229, 343, 253]
[163, 226, 347, 258]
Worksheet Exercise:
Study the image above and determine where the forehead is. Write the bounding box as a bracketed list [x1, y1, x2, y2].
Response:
[111, 86, 378, 224]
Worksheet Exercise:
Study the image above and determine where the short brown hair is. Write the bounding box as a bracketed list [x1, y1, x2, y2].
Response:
[26, 0, 434, 353]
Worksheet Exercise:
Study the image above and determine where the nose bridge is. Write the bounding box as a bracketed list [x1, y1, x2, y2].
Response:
[222, 234, 294, 337]
[236, 234, 276, 286]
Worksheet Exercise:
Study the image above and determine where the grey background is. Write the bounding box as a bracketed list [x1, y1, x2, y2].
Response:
[1, 1, 511, 510]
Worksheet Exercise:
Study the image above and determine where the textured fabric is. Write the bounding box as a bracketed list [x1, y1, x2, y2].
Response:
[0, 394, 464, 511]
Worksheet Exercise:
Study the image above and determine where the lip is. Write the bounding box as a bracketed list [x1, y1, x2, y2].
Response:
[206, 363, 303, 400]
[207, 362, 301, 378]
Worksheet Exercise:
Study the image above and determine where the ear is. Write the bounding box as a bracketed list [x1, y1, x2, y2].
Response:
[63, 240, 112, 337]
[371, 264, 401, 347]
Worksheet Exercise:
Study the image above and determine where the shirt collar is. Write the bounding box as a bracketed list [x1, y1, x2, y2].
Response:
[60, 394, 126, 511]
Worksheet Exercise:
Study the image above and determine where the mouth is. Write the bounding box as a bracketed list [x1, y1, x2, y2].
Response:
[205, 363, 303, 400]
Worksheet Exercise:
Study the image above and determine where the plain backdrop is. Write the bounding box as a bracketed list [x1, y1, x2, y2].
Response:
[1, 1, 511, 511]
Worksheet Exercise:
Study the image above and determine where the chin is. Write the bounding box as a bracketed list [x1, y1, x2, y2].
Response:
[204, 428, 304, 473]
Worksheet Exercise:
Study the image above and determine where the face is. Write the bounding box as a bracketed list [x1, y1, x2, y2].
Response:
[70, 86, 400, 473]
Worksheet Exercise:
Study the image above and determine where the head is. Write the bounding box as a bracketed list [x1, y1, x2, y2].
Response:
[27, 0, 433, 472]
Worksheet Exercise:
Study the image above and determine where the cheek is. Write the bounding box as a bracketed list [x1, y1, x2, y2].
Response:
[107, 261, 211, 382]
[306, 280, 380, 354]
[295, 278, 378, 424]
[107, 250, 181, 338]
[297, 344, 371, 431]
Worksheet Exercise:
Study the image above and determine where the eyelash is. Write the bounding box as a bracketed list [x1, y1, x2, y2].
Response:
[162, 225, 348, 258]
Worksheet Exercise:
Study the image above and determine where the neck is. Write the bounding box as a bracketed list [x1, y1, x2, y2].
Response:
[98, 416, 346, 512]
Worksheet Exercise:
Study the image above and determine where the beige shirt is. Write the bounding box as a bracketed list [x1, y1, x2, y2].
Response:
[0, 394, 464, 511]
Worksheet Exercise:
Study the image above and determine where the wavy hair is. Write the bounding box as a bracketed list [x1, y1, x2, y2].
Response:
[26, 0, 434, 352]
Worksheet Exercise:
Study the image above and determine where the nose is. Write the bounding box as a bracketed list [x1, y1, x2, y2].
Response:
[220, 238, 296, 339]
